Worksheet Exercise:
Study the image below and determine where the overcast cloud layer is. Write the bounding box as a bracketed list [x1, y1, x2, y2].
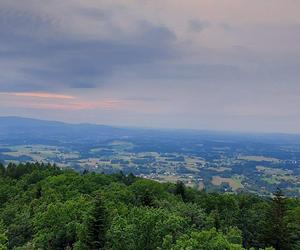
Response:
[0, 0, 300, 133]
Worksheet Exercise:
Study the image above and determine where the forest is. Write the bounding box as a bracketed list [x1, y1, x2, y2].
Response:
[0, 162, 299, 250]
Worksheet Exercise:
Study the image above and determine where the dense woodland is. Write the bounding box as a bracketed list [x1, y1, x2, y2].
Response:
[0, 163, 299, 249]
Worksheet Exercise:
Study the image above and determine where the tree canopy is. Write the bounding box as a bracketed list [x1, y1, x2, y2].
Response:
[0, 162, 299, 249]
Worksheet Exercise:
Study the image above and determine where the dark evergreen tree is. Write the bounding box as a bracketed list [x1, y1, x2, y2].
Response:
[115, 171, 126, 183]
[126, 172, 136, 185]
[5, 163, 17, 179]
[82, 169, 89, 175]
[266, 188, 288, 250]
[141, 188, 154, 207]
[84, 194, 107, 250]
[0, 163, 5, 176]
[35, 184, 42, 199]
[175, 181, 187, 202]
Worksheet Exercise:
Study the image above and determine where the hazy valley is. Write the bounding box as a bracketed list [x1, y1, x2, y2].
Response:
[1, 117, 300, 197]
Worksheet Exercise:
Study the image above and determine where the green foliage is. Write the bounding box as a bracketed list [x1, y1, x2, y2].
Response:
[236, 195, 269, 249]
[130, 179, 164, 207]
[0, 162, 298, 249]
[33, 197, 92, 249]
[286, 206, 300, 249]
[0, 164, 5, 177]
[265, 188, 288, 250]
[162, 228, 244, 250]
[81, 194, 107, 250]
[0, 220, 8, 250]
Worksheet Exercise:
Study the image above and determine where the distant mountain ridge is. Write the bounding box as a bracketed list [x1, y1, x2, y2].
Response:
[0, 116, 130, 145]
[1, 116, 300, 145]
[0, 116, 116, 130]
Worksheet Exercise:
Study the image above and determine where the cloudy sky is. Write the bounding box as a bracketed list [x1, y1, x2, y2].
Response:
[0, 0, 300, 133]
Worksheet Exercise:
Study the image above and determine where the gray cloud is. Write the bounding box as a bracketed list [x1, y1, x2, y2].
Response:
[1, 1, 299, 92]
[219, 23, 233, 31]
[188, 19, 210, 32]
[0, 5, 177, 91]
[77, 7, 112, 21]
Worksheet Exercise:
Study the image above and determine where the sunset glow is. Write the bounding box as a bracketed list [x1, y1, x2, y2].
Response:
[2, 92, 75, 100]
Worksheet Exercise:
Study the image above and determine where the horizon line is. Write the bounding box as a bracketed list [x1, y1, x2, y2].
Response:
[1, 115, 300, 137]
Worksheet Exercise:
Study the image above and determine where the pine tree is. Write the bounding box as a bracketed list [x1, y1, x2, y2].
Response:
[82, 169, 89, 175]
[84, 194, 107, 250]
[175, 181, 187, 202]
[141, 188, 154, 207]
[0, 163, 5, 177]
[266, 188, 288, 250]
[35, 184, 42, 199]
[126, 173, 136, 185]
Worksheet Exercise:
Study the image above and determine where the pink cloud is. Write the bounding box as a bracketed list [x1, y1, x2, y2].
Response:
[3, 92, 75, 100]
[0, 92, 123, 111]
[46, 99, 122, 110]
[0, 91, 165, 113]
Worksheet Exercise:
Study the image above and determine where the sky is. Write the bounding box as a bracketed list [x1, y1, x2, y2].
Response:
[0, 0, 300, 133]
